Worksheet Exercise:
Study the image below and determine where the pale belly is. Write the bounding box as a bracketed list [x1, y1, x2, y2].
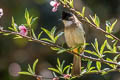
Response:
[64, 27, 85, 48]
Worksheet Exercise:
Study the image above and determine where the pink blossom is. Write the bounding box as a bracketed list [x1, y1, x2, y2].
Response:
[19, 25, 28, 36]
[53, 77, 59, 80]
[50, 0, 60, 12]
[0, 8, 3, 18]
[63, 74, 71, 79]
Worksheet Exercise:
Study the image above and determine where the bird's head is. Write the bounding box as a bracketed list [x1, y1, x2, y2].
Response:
[62, 11, 75, 27]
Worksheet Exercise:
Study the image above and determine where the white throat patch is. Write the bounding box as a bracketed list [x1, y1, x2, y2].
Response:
[63, 20, 73, 27]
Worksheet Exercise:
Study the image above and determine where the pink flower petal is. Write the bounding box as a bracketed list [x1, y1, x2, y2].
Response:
[52, 7, 57, 12]
[50, 0, 60, 12]
[53, 77, 59, 80]
[63, 74, 71, 79]
[19, 25, 28, 36]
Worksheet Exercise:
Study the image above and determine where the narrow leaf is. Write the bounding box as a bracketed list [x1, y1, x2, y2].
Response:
[87, 60, 92, 71]
[48, 68, 60, 74]
[28, 64, 33, 74]
[51, 27, 56, 37]
[85, 17, 91, 23]
[55, 32, 64, 42]
[57, 58, 61, 67]
[96, 61, 101, 71]
[38, 31, 43, 39]
[32, 29, 37, 39]
[113, 54, 120, 62]
[41, 38, 54, 43]
[18, 72, 33, 76]
[110, 20, 117, 32]
[31, 17, 38, 25]
[33, 59, 38, 73]
[63, 65, 70, 73]
[95, 14, 100, 27]
[100, 40, 107, 54]
[12, 17, 18, 32]
[82, 7, 86, 17]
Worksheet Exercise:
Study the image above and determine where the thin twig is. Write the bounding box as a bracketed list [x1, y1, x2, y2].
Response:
[0, 29, 120, 66]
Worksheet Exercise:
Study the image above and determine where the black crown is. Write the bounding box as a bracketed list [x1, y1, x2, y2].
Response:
[62, 11, 73, 20]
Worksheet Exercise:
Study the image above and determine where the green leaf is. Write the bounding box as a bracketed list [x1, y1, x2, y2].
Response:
[100, 40, 107, 54]
[25, 9, 29, 21]
[113, 54, 120, 62]
[91, 39, 100, 56]
[50, 47, 60, 51]
[104, 51, 113, 53]
[105, 35, 114, 39]
[25, 9, 31, 26]
[110, 20, 117, 32]
[31, 17, 38, 25]
[3, 33, 10, 36]
[48, 68, 60, 74]
[33, 59, 38, 73]
[106, 58, 115, 68]
[32, 29, 37, 39]
[18, 72, 33, 76]
[57, 58, 61, 67]
[89, 15, 94, 23]
[90, 15, 100, 27]
[38, 31, 43, 40]
[60, 60, 65, 72]
[28, 64, 33, 74]
[52, 72, 57, 77]
[56, 65, 63, 74]
[41, 38, 54, 43]
[113, 41, 118, 53]
[76, 11, 83, 17]
[70, 0, 74, 8]
[57, 49, 67, 54]
[106, 21, 111, 27]
[55, 32, 64, 42]
[85, 50, 98, 57]
[89, 67, 95, 71]
[29, 16, 33, 25]
[95, 14, 100, 27]
[66, 66, 71, 74]
[51, 26, 56, 37]
[95, 38, 99, 51]
[41, 27, 55, 43]
[82, 7, 86, 17]
[85, 17, 91, 24]
[11, 17, 18, 32]
[87, 60, 92, 71]
[106, 41, 112, 51]
[96, 61, 101, 71]
[63, 65, 70, 73]
[8, 27, 14, 31]
[106, 20, 117, 33]
[13, 36, 22, 39]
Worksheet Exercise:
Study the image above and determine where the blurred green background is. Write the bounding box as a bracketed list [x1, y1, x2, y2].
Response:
[0, 0, 120, 80]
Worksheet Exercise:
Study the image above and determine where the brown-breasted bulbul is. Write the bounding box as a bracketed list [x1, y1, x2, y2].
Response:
[62, 11, 86, 76]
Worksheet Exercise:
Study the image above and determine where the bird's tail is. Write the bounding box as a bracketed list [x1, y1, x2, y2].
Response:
[71, 48, 82, 76]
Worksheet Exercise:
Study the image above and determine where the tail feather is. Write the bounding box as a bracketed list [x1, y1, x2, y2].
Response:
[72, 55, 81, 76]
[72, 48, 82, 76]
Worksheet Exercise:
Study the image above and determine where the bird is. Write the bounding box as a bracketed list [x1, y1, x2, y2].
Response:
[62, 11, 86, 76]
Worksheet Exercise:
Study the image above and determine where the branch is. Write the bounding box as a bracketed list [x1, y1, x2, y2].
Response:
[0, 29, 120, 66]
[60, 1, 120, 42]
